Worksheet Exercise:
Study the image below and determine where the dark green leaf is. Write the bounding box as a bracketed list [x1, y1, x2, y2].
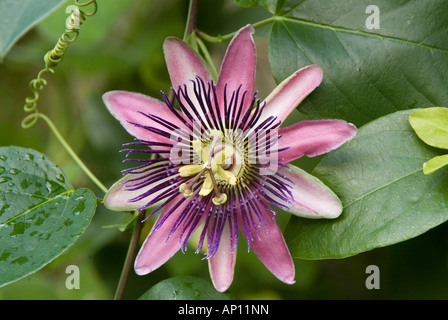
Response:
[0, 0, 67, 59]
[0, 146, 96, 287]
[139, 276, 232, 300]
[284, 110, 448, 259]
[268, 0, 448, 127]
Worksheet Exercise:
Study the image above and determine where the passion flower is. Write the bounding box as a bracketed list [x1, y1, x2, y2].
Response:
[103, 25, 357, 292]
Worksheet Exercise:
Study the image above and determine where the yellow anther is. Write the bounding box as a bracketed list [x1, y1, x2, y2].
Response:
[217, 166, 237, 185]
[198, 172, 214, 196]
[178, 164, 203, 177]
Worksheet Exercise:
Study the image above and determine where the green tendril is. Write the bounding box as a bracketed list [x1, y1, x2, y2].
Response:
[22, 0, 98, 129]
[20, 1, 106, 194]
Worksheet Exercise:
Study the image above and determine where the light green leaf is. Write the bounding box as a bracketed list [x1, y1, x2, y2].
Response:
[0, 0, 67, 59]
[0, 146, 96, 287]
[409, 107, 448, 149]
[267, 0, 448, 127]
[423, 154, 448, 175]
[284, 110, 448, 259]
[139, 276, 232, 300]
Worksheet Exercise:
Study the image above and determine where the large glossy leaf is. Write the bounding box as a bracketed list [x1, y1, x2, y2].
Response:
[0, 0, 67, 59]
[284, 110, 448, 259]
[0, 146, 96, 287]
[139, 276, 232, 300]
[267, 0, 448, 127]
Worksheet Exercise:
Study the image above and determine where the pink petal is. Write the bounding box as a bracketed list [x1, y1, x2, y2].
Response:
[241, 206, 295, 285]
[216, 24, 256, 117]
[103, 172, 172, 212]
[279, 119, 357, 163]
[163, 37, 211, 122]
[164, 37, 211, 89]
[276, 165, 343, 219]
[134, 194, 193, 275]
[103, 90, 188, 145]
[260, 65, 323, 124]
[208, 223, 236, 292]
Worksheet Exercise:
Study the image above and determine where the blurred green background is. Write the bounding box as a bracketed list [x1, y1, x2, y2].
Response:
[0, 0, 447, 299]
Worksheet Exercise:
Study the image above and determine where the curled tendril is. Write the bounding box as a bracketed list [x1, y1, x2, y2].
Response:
[22, 0, 98, 129]
[76, 0, 98, 17]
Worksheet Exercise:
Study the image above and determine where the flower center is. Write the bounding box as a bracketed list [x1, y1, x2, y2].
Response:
[178, 130, 240, 205]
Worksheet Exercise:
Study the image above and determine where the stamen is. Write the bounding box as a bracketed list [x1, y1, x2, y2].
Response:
[217, 166, 237, 185]
[179, 128, 233, 203]
[179, 183, 194, 197]
[206, 168, 228, 206]
[198, 171, 214, 196]
[212, 193, 227, 206]
[178, 164, 203, 177]
[179, 167, 207, 197]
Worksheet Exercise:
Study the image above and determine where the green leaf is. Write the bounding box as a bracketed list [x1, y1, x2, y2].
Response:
[0, 146, 96, 287]
[423, 154, 448, 175]
[267, 0, 448, 127]
[139, 276, 232, 300]
[0, 0, 67, 59]
[284, 109, 448, 259]
[409, 107, 448, 149]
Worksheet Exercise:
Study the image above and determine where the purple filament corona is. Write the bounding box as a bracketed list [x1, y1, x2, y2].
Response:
[121, 77, 294, 258]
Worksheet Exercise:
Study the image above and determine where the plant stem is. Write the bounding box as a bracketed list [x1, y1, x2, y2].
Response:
[38, 113, 108, 194]
[197, 16, 277, 43]
[114, 210, 145, 300]
[183, 0, 199, 41]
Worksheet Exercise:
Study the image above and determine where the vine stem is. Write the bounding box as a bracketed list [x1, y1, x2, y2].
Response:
[37, 113, 108, 194]
[114, 210, 145, 300]
[183, 0, 199, 41]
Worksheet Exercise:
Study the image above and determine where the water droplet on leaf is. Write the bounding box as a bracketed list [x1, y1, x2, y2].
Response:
[8, 168, 20, 175]
[0, 176, 12, 184]
[56, 174, 65, 183]
[46, 181, 52, 193]
[23, 153, 34, 162]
